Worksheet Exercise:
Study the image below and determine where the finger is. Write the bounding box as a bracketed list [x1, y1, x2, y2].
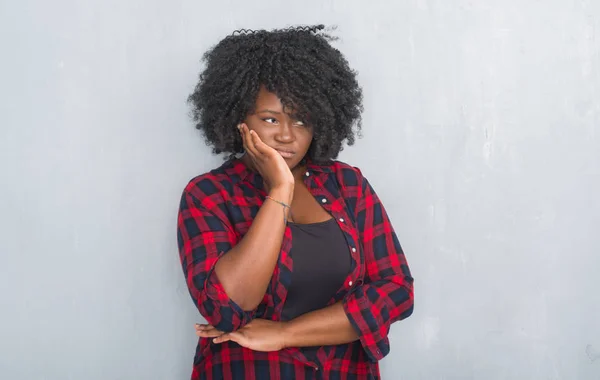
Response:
[238, 124, 250, 155]
[196, 329, 224, 338]
[243, 125, 261, 157]
[250, 131, 275, 156]
[243, 125, 259, 156]
[194, 324, 222, 336]
[215, 331, 244, 345]
[195, 323, 217, 329]
[195, 325, 220, 335]
[195, 324, 223, 334]
[213, 333, 232, 344]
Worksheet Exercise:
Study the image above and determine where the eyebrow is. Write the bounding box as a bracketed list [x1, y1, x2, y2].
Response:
[256, 109, 282, 115]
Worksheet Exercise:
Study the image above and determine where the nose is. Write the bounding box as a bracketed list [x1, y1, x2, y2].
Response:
[274, 122, 295, 143]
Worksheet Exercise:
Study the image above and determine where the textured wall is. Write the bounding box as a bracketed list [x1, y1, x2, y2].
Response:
[1, 0, 599, 378]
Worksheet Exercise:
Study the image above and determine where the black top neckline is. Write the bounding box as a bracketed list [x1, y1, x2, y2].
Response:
[287, 217, 335, 227]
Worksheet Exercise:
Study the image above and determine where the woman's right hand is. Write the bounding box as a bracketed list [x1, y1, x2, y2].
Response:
[239, 123, 295, 197]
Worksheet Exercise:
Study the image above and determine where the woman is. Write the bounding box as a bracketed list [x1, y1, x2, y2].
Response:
[177, 25, 414, 380]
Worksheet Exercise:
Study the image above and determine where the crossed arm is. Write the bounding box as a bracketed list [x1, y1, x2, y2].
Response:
[195, 301, 357, 351]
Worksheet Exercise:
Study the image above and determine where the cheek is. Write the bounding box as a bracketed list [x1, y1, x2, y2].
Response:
[255, 129, 272, 143]
[299, 130, 314, 150]
[246, 124, 269, 141]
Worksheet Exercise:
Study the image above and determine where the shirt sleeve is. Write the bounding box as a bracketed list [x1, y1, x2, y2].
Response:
[177, 187, 255, 333]
[342, 169, 414, 362]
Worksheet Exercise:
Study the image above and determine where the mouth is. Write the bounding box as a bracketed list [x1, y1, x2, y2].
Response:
[275, 149, 296, 159]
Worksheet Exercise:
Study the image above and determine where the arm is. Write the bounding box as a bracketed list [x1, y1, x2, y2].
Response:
[178, 124, 296, 331]
[204, 302, 357, 351]
[282, 302, 358, 347]
[177, 184, 291, 332]
[275, 172, 414, 351]
[214, 124, 295, 311]
[213, 184, 292, 311]
[341, 170, 414, 361]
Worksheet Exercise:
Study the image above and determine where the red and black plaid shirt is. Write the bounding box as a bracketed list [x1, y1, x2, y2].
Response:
[177, 158, 414, 380]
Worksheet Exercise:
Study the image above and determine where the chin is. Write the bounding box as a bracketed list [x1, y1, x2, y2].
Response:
[287, 157, 307, 171]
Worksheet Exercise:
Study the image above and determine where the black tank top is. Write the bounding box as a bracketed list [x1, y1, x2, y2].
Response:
[281, 218, 352, 321]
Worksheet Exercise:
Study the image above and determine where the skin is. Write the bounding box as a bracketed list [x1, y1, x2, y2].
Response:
[241, 86, 334, 224]
[205, 86, 358, 352]
[196, 301, 358, 352]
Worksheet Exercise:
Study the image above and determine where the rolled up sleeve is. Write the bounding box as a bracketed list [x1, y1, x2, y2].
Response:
[177, 188, 255, 332]
[342, 171, 414, 362]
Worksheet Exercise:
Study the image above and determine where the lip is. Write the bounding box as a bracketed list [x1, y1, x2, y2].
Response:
[275, 149, 296, 158]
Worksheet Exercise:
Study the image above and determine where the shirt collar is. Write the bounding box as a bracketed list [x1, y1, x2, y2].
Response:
[229, 156, 333, 183]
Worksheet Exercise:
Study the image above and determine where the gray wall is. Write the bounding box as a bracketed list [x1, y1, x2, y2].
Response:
[1, 0, 599, 379]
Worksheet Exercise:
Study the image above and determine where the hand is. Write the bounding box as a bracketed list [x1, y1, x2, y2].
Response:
[239, 123, 294, 195]
[208, 319, 288, 352]
[194, 323, 225, 339]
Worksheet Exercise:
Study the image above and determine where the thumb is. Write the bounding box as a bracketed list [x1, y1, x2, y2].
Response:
[213, 333, 231, 344]
[213, 331, 243, 345]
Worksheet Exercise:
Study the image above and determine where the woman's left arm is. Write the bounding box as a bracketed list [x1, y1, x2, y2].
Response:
[282, 301, 357, 347]
[285, 170, 414, 358]
[339, 169, 414, 361]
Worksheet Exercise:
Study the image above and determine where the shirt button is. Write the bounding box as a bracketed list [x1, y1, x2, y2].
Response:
[314, 367, 319, 371]
[321, 198, 327, 203]
[339, 218, 344, 223]
[348, 281, 353, 286]
[352, 247, 356, 253]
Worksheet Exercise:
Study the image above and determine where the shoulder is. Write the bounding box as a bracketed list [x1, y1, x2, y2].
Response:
[182, 160, 238, 206]
[318, 160, 366, 187]
[318, 160, 384, 203]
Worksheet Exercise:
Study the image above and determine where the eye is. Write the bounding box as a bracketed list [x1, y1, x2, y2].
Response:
[262, 118, 278, 124]
[294, 120, 305, 126]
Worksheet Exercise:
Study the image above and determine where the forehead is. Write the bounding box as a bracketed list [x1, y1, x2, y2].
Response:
[253, 86, 303, 118]
[254, 86, 283, 110]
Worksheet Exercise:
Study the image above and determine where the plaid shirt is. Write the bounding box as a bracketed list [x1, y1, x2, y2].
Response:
[177, 158, 414, 380]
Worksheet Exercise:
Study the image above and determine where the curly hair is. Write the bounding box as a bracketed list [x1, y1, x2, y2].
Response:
[187, 24, 363, 162]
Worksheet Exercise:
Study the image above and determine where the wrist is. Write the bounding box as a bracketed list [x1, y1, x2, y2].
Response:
[279, 320, 294, 349]
[269, 185, 294, 204]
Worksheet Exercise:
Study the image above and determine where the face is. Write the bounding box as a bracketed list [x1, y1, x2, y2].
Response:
[243, 86, 314, 170]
